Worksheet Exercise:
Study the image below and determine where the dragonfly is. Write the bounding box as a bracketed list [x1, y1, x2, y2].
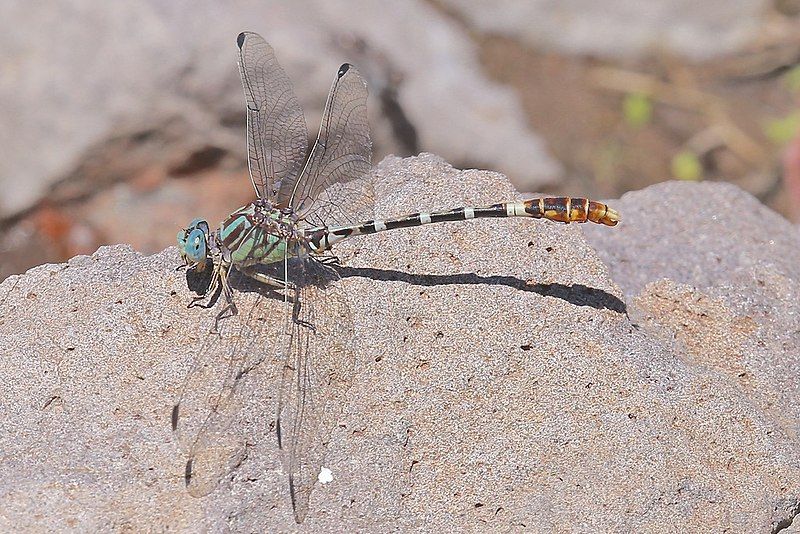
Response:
[172, 31, 620, 524]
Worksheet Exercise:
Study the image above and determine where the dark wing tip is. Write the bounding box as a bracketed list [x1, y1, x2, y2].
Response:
[184, 459, 193, 486]
[289, 474, 304, 523]
[170, 404, 180, 431]
[337, 63, 351, 78]
[276, 418, 283, 449]
[237, 32, 247, 49]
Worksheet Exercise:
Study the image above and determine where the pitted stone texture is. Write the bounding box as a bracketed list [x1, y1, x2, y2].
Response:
[585, 180, 800, 491]
[0, 156, 797, 531]
[439, 0, 764, 61]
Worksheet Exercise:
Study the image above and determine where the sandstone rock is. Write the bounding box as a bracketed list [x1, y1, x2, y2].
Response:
[440, 0, 764, 61]
[584, 180, 800, 485]
[0, 155, 797, 531]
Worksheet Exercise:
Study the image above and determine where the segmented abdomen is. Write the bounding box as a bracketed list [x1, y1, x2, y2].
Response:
[522, 197, 620, 226]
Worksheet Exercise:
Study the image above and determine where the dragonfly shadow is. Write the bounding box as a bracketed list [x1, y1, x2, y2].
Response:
[184, 265, 285, 312]
[184, 262, 626, 313]
[184, 260, 337, 311]
[185, 264, 214, 296]
[336, 265, 627, 313]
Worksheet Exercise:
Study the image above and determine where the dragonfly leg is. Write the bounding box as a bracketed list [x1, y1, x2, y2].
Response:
[314, 254, 341, 266]
[309, 253, 343, 285]
[188, 260, 224, 309]
[289, 284, 315, 331]
[211, 264, 238, 332]
[239, 266, 290, 289]
[189, 286, 218, 309]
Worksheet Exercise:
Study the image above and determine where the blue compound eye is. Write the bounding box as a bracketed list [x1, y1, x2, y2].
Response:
[184, 228, 207, 263]
[178, 218, 211, 266]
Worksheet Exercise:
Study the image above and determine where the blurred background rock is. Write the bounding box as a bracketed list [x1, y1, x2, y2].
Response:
[2, 0, 800, 280]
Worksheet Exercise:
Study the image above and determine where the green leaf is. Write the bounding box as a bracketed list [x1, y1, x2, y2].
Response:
[764, 111, 800, 145]
[671, 150, 703, 181]
[785, 65, 800, 93]
[622, 92, 652, 128]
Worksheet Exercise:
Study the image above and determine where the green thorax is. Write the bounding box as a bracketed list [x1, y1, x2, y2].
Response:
[219, 202, 301, 267]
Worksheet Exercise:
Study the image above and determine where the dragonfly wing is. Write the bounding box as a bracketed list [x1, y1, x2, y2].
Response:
[283, 63, 374, 228]
[237, 32, 308, 200]
[172, 285, 280, 496]
[276, 259, 355, 523]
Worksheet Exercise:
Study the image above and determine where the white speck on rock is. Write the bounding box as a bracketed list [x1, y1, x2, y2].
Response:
[318, 467, 333, 484]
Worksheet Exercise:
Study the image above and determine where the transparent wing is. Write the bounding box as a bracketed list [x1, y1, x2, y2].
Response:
[237, 31, 308, 200]
[171, 279, 281, 497]
[276, 258, 355, 523]
[172, 259, 355, 523]
[284, 63, 374, 228]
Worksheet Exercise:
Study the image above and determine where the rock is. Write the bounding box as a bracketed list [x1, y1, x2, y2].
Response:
[439, 0, 765, 61]
[583, 181, 800, 298]
[0, 0, 559, 220]
[584, 180, 800, 476]
[0, 155, 798, 531]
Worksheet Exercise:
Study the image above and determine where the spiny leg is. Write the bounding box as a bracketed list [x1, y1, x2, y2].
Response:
[238, 264, 304, 328]
[314, 254, 340, 266]
[211, 264, 239, 332]
[188, 263, 223, 310]
[290, 283, 315, 330]
[239, 266, 291, 289]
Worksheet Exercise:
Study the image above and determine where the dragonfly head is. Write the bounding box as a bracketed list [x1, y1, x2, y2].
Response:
[177, 218, 211, 270]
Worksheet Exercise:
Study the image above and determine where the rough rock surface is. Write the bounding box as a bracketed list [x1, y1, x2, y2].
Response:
[441, 0, 764, 61]
[583, 180, 800, 489]
[1, 154, 799, 531]
[0, 0, 559, 220]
